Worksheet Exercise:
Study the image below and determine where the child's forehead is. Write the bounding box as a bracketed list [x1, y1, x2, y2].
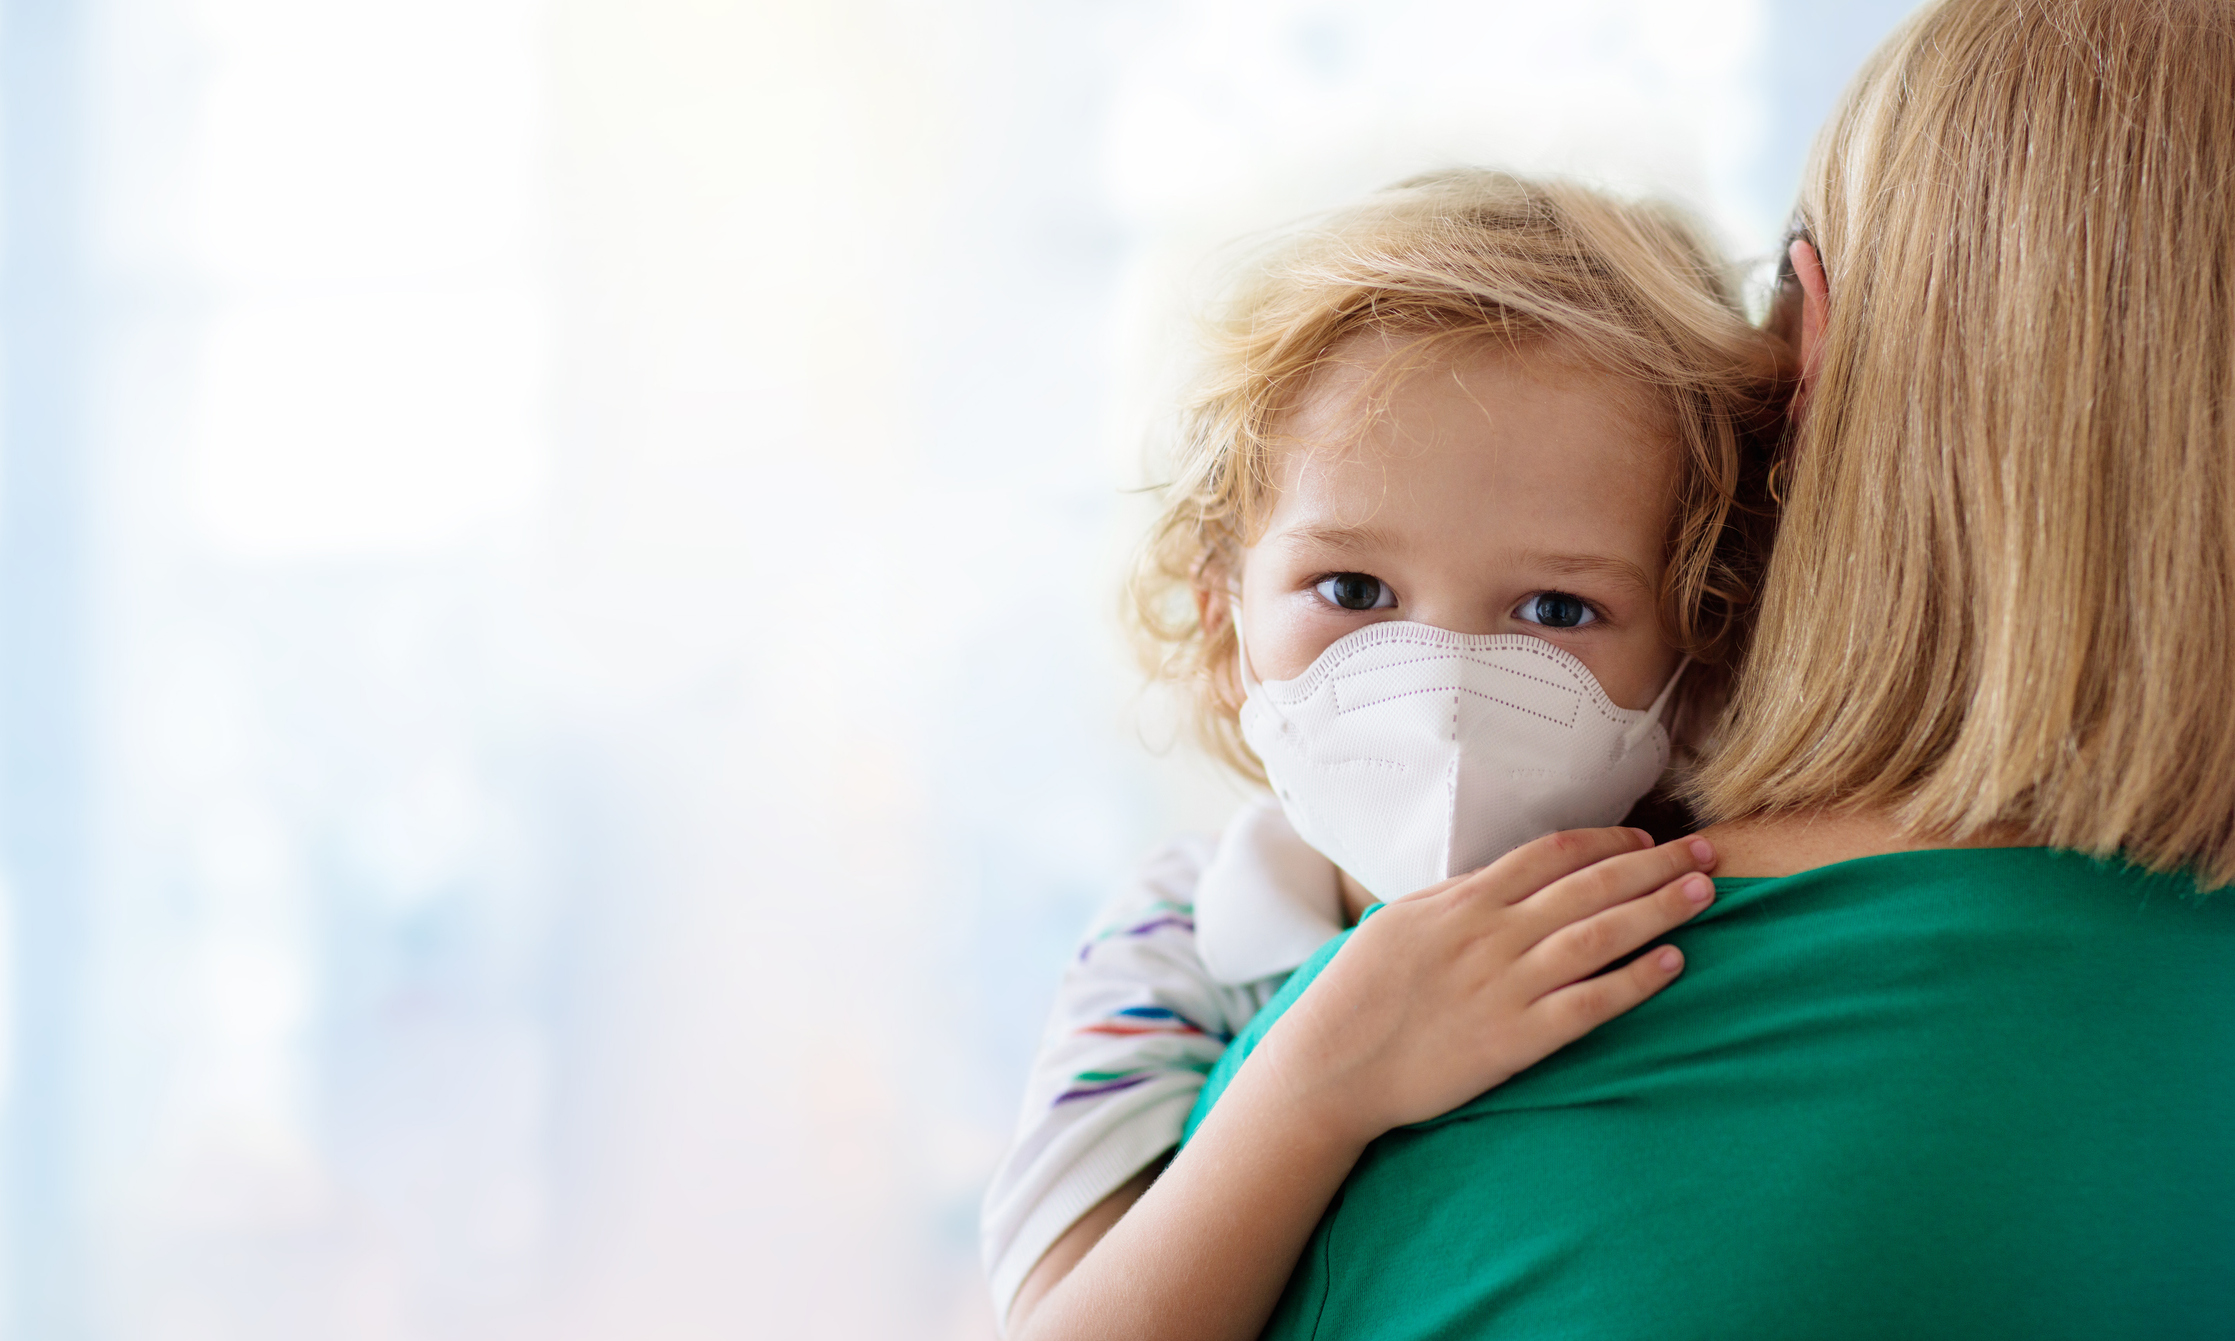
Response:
[1258, 357, 1679, 540]
[1270, 330, 1675, 464]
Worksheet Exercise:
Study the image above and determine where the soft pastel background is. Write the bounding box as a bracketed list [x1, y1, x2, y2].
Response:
[0, 0, 1915, 1336]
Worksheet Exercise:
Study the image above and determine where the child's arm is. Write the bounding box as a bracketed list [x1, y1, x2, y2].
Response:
[1009, 826, 1719, 1341]
[1006, 1158, 1163, 1328]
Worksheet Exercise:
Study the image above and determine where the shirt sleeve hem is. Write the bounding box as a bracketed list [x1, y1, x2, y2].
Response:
[985, 1090, 1192, 1334]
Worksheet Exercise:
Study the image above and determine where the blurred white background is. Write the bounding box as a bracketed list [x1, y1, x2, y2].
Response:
[0, 0, 1916, 1336]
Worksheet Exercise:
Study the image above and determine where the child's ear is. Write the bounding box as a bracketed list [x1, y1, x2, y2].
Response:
[1191, 556, 1233, 637]
[1193, 585, 1224, 637]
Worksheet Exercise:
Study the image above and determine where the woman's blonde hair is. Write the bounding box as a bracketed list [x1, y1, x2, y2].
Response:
[1129, 170, 1791, 780]
[1688, 0, 2235, 884]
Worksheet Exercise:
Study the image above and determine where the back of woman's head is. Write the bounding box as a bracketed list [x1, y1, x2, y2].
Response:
[1691, 0, 2235, 882]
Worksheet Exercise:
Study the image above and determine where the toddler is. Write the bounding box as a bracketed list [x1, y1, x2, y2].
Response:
[983, 170, 1788, 1338]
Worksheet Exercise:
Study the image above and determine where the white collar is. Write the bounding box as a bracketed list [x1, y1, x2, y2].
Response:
[1193, 797, 1346, 985]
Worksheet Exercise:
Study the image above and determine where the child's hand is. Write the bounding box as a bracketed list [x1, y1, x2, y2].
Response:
[1241, 827, 1716, 1150]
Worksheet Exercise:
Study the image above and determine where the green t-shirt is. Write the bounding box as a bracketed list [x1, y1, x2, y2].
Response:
[1182, 848, 2235, 1339]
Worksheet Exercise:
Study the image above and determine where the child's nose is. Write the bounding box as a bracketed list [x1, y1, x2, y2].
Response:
[1400, 595, 1508, 637]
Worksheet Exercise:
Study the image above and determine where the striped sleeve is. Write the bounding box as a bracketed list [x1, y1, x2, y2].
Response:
[978, 834, 1282, 1331]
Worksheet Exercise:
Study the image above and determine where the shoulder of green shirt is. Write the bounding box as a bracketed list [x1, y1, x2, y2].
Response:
[1181, 846, 2217, 1144]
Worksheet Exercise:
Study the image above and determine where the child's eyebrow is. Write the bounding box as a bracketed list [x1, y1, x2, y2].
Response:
[1275, 522, 1400, 554]
[1525, 552, 1656, 596]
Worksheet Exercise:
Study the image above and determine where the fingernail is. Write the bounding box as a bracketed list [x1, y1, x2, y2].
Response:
[1628, 827, 1655, 848]
[1682, 874, 1714, 905]
[1687, 837, 1715, 865]
[1656, 946, 1683, 972]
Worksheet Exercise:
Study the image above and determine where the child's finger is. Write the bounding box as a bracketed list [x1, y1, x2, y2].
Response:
[1512, 835, 1715, 937]
[1524, 942, 1687, 1053]
[1459, 826, 1657, 908]
[1518, 872, 1714, 996]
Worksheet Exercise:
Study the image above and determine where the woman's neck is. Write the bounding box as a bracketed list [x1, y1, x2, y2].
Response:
[1696, 807, 2031, 880]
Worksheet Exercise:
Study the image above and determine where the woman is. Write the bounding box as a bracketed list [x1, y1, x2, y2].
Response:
[1184, 0, 2235, 1335]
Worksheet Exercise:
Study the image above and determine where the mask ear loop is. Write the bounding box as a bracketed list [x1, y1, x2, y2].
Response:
[1619, 656, 1690, 751]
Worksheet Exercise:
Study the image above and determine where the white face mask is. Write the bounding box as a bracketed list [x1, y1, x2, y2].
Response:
[1238, 619, 1683, 902]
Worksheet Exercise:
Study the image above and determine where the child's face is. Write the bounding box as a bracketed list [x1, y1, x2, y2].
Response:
[1237, 336, 1682, 711]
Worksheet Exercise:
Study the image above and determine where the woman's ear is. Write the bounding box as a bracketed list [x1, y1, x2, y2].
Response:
[1791, 238, 1829, 414]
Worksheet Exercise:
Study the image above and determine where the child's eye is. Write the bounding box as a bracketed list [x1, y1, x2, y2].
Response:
[1515, 592, 1597, 629]
[1313, 573, 1397, 611]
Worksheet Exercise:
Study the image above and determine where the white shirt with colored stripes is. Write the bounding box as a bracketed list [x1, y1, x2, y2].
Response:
[979, 798, 1346, 1330]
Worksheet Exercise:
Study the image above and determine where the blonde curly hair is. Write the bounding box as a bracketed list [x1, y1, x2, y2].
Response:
[1129, 170, 1792, 781]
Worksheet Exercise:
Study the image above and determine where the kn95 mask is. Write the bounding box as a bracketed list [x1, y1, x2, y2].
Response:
[1238, 619, 1682, 903]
